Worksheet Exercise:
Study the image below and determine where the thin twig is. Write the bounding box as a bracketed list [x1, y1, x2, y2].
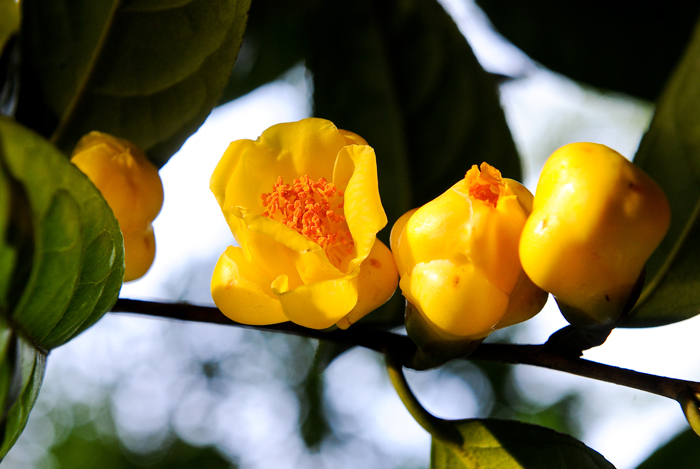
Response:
[111, 298, 700, 403]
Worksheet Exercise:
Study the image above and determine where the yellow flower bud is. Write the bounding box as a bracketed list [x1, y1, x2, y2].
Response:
[210, 118, 398, 330]
[519, 142, 671, 327]
[392, 163, 547, 345]
[70, 131, 163, 282]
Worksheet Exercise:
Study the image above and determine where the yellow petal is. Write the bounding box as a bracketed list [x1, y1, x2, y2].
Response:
[331, 144, 355, 193]
[274, 274, 359, 330]
[243, 213, 321, 253]
[71, 133, 163, 231]
[210, 139, 252, 208]
[469, 193, 527, 294]
[401, 259, 509, 339]
[390, 208, 418, 277]
[336, 239, 398, 329]
[242, 214, 347, 284]
[211, 246, 288, 325]
[338, 129, 368, 146]
[214, 118, 348, 217]
[230, 220, 306, 292]
[342, 145, 388, 271]
[399, 183, 470, 268]
[122, 226, 156, 282]
[495, 270, 549, 330]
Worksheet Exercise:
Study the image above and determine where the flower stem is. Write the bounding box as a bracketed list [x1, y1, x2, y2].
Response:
[112, 298, 700, 404]
[385, 350, 463, 446]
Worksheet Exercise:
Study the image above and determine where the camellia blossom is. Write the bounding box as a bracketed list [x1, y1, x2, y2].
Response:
[71, 131, 163, 282]
[210, 118, 398, 330]
[391, 163, 547, 343]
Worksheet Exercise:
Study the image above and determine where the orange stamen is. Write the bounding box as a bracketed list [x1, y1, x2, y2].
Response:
[261, 175, 355, 262]
[465, 162, 508, 208]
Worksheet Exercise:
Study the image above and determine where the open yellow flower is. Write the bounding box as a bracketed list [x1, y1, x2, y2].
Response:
[70, 131, 163, 282]
[392, 163, 547, 344]
[210, 118, 398, 330]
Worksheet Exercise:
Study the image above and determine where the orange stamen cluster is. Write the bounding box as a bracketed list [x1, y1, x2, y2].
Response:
[465, 162, 507, 208]
[261, 175, 354, 256]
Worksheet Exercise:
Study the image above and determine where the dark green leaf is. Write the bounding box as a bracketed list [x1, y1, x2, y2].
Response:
[0, 117, 124, 349]
[0, 317, 46, 460]
[218, 0, 314, 104]
[476, 1, 699, 101]
[635, 429, 700, 469]
[625, 19, 700, 327]
[17, 0, 251, 167]
[431, 419, 614, 469]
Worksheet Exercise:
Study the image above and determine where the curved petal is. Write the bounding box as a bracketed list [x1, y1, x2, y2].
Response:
[274, 274, 360, 330]
[211, 246, 287, 325]
[336, 240, 398, 329]
[122, 226, 156, 282]
[243, 213, 320, 253]
[338, 129, 368, 146]
[220, 119, 348, 216]
[230, 220, 305, 292]
[343, 145, 387, 271]
[390, 208, 418, 277]
[210, 139, 253, 208]
[332, 144, 355, 193]
[401, 259, 509, 339]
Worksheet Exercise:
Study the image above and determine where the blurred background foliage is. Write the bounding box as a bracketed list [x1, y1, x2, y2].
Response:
[3, 0, 700, 467]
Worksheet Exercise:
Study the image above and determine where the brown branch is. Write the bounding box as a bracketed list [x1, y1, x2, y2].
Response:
[112, 298, 700, 403]
[111, 298, 414, 356]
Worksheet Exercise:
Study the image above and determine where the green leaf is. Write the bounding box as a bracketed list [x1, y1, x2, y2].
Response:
[431, 419, 614, 469]
[476, 1, 699, 101]
[309, 0, 521, 222]
[0, 0, 19, 55]
[0, 317, 46, 460]
[0, 117, 124, 349]
[218, 0, 312, 104]
[17, 0, 251, 167]
[625, 19, 700, 327]
[635, 429, 700, 469]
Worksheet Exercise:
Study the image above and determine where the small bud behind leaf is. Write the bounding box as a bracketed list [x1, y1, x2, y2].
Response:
[70, 131, 163, 282]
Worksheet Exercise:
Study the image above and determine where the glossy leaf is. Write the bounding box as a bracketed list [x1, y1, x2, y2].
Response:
[0, 317, 46, 460]
[431, 419, 614, 469]
[625, 19, 700, 327]
[476, 1, 699, 101]
[0, 117, 124, 349]
[635, 429, 700, 469]
[17, 0, 251, 167]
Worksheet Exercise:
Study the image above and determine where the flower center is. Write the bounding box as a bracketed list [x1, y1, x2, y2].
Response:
[465, 162, 508, 208]
[261, 175, 354, 260]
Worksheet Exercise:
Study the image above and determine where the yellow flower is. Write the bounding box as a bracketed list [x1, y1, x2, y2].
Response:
[391, 163, 547, 344]
[519, 142, 671, 327]
[210, 118, 398, 330]
[71, 131, 163, 282]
